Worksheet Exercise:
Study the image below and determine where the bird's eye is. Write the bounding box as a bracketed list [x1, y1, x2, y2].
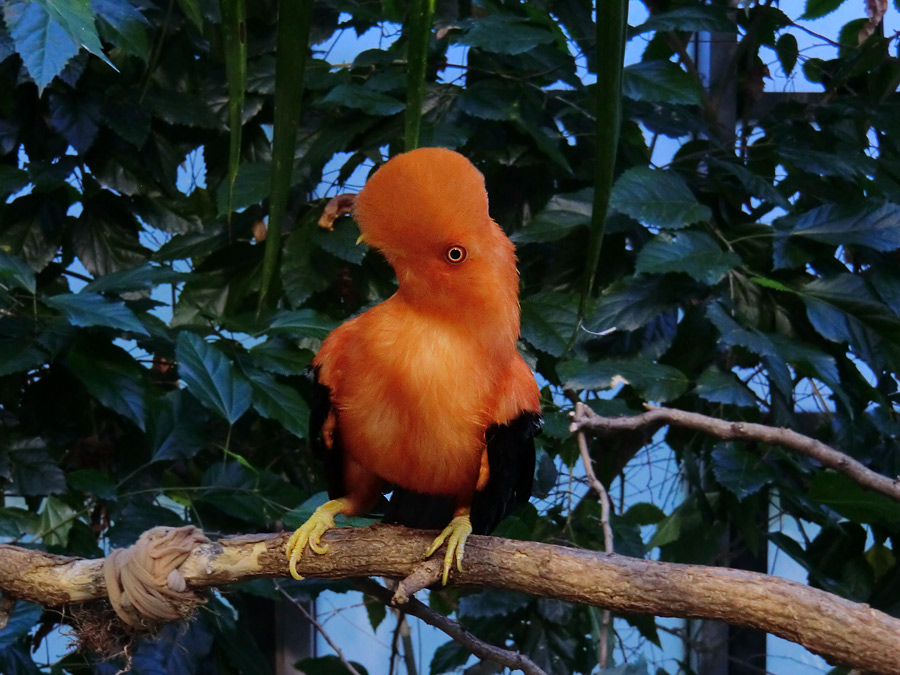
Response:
[445, 245, 467, 264]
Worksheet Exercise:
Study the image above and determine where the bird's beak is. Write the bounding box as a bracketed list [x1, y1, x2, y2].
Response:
[356, 233, 367, 245]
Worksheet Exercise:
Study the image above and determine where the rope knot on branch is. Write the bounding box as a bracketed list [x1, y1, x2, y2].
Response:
[102, 526, 210, 628]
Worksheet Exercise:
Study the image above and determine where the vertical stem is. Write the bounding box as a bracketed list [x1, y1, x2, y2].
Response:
[578, 0, 628, 319]
[220, 0, 247, 226]
[404, 0, 435, 151]
[257, 0, 313, 312]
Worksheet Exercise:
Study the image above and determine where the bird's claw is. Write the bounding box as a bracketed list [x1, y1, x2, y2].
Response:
[426, 515, 473, 585]
[285, 499, 345, 580]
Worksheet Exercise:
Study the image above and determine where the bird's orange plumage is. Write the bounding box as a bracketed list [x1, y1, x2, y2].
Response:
[286, 147, 541, 582]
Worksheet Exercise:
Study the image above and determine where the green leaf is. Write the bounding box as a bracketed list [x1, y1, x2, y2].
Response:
[92, 0, 150, 60]
[47, 89, 101, 154]
[0, 340, 49, 377]
[611, 167, 711, 229]
[457, 79, 520, 121]
[775, 33, 799, 76]
[622, 61, 703, 105]
[215, 162, 272, 216]
[633, 6, 737, 34]
[520, 292, 580, 357]
[38, 495, 77, 547]
[621, 502, 667, 526]
[710, 159, 790, 208]
[35, 0, 114, 69]
[219, 0, 247, 219]
[363, 595, 387, 632]
[243, 367, 309, 439]
[695, 367, 758, 408]
[781, 201, 900, 253]
[67, 469, 116, 500]
[175, 0, 203, 29]
[429, 640, 472, 675]
[0, 250, 36, 293]
[45, 293, 149, 335]
[636, 230, 740, 285]
[587, 276, 675, 333]
[4, 438, 66, 496]
[458, 14, 557, 55]
[512, 188, 593, 244]
[312, 216, 367, 265]
[176, 332, 253, 424]
[295, 657, 369, 675]
[265, 309, 339, 341]
[82, 262, 188, 294]
[247, 339, 312, 375]
[809, 471, 900, 528]
[65, 337, 149, 429]
[0, 603, 42, 650]
[558, 358, 689, 401]
[73, 191, 149, 275]
[3, 0, 80, 91]
[711, 443, 777, 500]
[321, 84, 404, 116]
[259, 0, 313, 310]
[149, 389, 207, 461]
[801, 0, 846, 20]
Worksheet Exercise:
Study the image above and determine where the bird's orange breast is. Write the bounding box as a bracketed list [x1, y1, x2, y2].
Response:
[314, 297, 530, 499]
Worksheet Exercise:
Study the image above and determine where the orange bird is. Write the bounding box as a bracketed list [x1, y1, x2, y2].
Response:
[285, 147, 541, 584]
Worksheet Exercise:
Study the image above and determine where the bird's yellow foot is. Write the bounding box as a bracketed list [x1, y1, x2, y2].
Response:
[425, 514, 473, 585]
[285, 498, 349, 580]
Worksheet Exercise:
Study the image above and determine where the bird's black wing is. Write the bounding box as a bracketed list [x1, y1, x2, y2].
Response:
[470, 411, 541, 534]
[383, 411, 541, 534]
[308, 366, 346, 500]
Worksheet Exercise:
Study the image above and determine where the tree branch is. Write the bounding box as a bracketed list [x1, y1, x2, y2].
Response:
[1, 526, 899, 673]
[570, 403, 900, 503]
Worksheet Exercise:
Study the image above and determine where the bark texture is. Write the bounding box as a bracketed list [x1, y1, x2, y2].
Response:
[0, 525, 898, 674]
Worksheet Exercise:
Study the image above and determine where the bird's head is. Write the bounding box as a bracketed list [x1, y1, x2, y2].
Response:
[354, 148, 520, 329]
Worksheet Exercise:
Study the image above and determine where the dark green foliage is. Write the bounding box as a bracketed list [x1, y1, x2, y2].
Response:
[0, 0, 899, 673]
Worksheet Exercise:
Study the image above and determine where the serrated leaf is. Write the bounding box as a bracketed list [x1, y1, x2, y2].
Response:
[0, 341, 48, 377]
[622, 502, 667, 526]
[247, 339, 312, 375]
[458, 14, 557, 55]
[429, 640, 471, 675]
[295, 657, 369, 675]
[782, 201, 900, 253]
[4, 439, 66, 496]
[74, 192, 149, 276]
[636, 230, 740, 284]
[0, 250, 36, 293]
[457, 79, 520, 121]
[149, 389, 207, 461]
[321, 84, 404, 116]
[92, 0, 150, 60]
[776, 33, 799, 76]
[558, 358, 689, 401]
[809, 471, 900, 527]
[711, 443, 777, 499]
[35, 0, 114, 69]
[47, 89, 101, 154]
[176, 332, 252, 424]
[588, 277, 676, 336]
[622, 61, 703, 105]
[363, 595, 387, 633]
[633, 6, 737, 34]
[710, 159, 790, 208]
[3, 0, 80, 91]
[243, 367, 309, 438]
[265, 309, 339, 340]
[312, 216, 367, 265]
[520, 292, 580, 357]
[82, 262, 188, 294]
[512, 188, 593, 244]
[215, 162, 271, 216]
[611, 167, 711, 229]
[45, 293, 149, 335]
[695, 367, 758, 407]
[66, 337, 148, 429]
[801, 0, 846, 20]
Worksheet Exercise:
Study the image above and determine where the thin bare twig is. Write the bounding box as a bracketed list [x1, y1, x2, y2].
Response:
[570, 403, 900, 503]
[574, 402, 613, 669]
[274, 580, 362, 675]
[355, 578, 548, 675]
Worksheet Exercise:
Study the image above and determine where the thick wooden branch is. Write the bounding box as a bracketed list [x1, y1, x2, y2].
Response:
[1, 526, 899, 674]
[571, 403, 900, 503]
